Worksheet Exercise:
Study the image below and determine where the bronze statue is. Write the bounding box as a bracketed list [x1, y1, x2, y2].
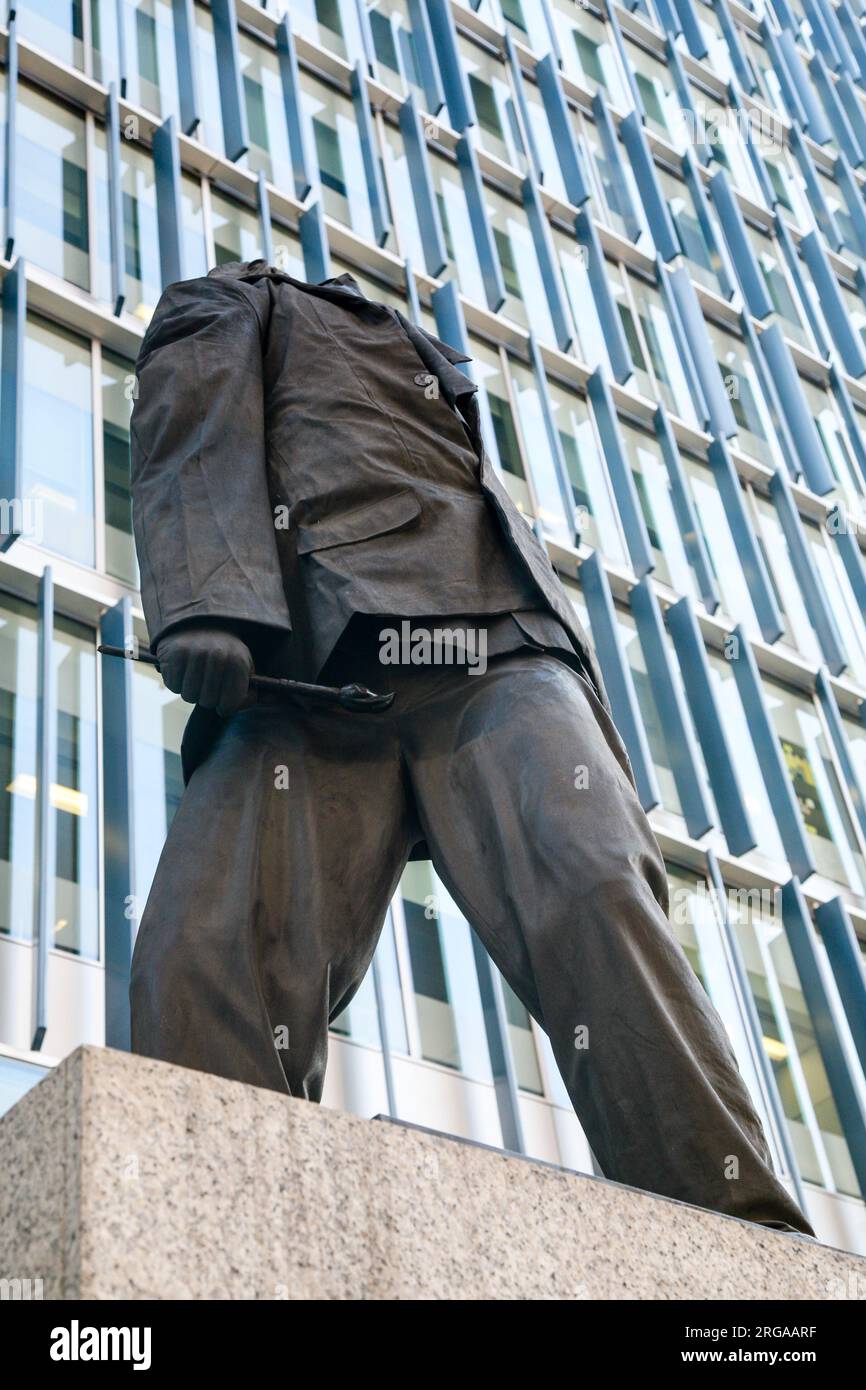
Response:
[128, 261, 813, 1236]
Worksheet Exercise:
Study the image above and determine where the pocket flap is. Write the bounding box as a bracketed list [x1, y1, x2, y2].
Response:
[295, 489, 421, 554]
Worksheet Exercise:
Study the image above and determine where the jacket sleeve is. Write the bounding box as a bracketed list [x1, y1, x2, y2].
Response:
[131, 274, 291, 648]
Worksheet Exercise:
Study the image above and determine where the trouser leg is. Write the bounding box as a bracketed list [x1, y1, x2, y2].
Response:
[130, 700, 410, 1097]
[403, 650, 813, 1233]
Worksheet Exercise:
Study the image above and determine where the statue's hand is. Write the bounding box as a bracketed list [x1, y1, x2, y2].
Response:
[156, 625, 253, 716]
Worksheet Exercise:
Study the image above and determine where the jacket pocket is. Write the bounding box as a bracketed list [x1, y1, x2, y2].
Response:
[294, 489, 421, 554]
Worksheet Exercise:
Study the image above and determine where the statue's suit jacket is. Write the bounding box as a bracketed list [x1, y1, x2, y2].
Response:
[131, 259, 611, 774]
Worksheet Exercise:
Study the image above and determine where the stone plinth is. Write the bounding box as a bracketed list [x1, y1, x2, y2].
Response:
[1, 1045, 863, 1300]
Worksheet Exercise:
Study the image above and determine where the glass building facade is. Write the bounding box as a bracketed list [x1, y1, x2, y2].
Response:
[2, 0, 866, 1252]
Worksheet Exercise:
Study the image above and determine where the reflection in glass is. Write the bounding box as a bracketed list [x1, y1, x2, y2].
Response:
[118, 0, 181, 119]
[16, 0, 85, 70]
[619, 610, 684, 817]
[22, 316, 95, 567]
[0, 596, 38, 941]
[211, 191, 265, 267]
[764, 679, 866, 894]
[706, 651, 787, 865]
[181, 174, 209, 280]
[192, 3, 225, 155]
[402, 865, 461, 1070]
[53, 618, 99, 958]
[302, 73, 381, 244]
[17, 85, 89, 291]
[95, 131, 162, 321]
[502, 980, 543, 1094]
[732, 894, 860, 1196]
[131, 660, 189, 909]
[239, 32, 294, 191]
[400, 863, 492, 1082]
[102, 351, 137, 585]
[0, 1056, 49, 1120]
[666, 866, 769, 1128]
[510, 359, 572, 547]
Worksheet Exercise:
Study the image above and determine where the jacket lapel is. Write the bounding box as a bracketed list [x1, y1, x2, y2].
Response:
[392, 308, 477, 412]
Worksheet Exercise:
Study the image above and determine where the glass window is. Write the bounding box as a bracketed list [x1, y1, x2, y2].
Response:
[705, 318, 783, 469]
[459, 36, 521, 168]
[53, 617, 99, 958]
[16, 0, 85, 70]
[835, 277, 866, 363]
[466, 338, 536, 517]
[800, 375, 866, 522]
[290, 0, 353, 63]
[131, 660, 189, 908]
[102, 351, 137, 585]
[329, 964, 383, 1047]
[180, 173, 208, 280]
[501, 0, 549, 53]
[22, 316, 95, 568]
[581, 117, 651, 246]
[239, 31, 294, 192]
[764, 679, 866, 894]
[301, 71, 388, 247]
[370, 3, 410, 99]
[751, 492, 822, 663]
[667, 866, 770, 1123]
[0, 595, 38, 941]
[617, 607, 684, 817]
[743, 29, 787, 121]
[331, 914, 408, 1052]
[693, 2, 735, 84]
[4, 604, 101, 959]
[745, 221, 811, 349]
[818, 166, 866, 261]
[614, 269, 700, 427]
[657, 165, 725, 296]
[401, 865, 460, 1069]
[94, 130, 162, 321]
[807, 521, 866, 687]
[192, 2, 225, 156]
[92, 0, 121, 87]
[399, 863, 492, 1082]
[554, 227, 609, 373]
[16, 84, 89, 291]
[621, 420, 696, 591]
[706, 649, 788, 865]
[523, 81, 565, 201]
[484, 187, 555, 339]
[553, 1, 628, 106]
[118, 0, 181, 120]
[546, 377, 626, 562]
[684, 453, 761, 635]
[0, 70, 5, 254]
[509, 358, 574, 547]
[842, 715, 866, 812]
[382, 127, 482, 300]
[763, 147, 812, 229]
[756, 481, 866, 685]
[731, 891, 860, 1196]
[694, 89, 764, 203]
[626, 40, 690, 148]
[0, 1055, 49, 1119]
[210, 190, 265, 267]
[501, 980, 543, 1094]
